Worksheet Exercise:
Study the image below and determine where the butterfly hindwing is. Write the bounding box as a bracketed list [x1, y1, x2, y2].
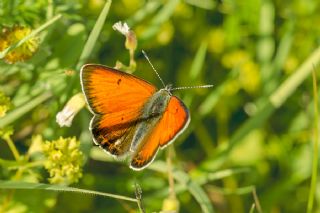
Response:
[81, 64, 157, 156]
[130, 96, 190, 170]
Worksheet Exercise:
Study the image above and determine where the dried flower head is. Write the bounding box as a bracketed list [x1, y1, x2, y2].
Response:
[42, 137, 83, 184]
[112, 21, 130, 35]
[113, 21, 137, 52]
[0, 26, 40, 64]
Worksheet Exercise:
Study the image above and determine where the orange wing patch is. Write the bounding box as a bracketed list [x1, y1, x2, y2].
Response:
[81, 64, 157, 156]
[130, 96, 189, 170]
[159, 96, 190, 147]
[81, 64, 156, 116]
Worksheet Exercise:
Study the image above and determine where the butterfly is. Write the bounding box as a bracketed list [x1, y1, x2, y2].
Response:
[80, 54, 211, 170]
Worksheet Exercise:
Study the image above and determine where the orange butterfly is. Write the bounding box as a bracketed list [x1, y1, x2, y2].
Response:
[80, 55, 211, 170]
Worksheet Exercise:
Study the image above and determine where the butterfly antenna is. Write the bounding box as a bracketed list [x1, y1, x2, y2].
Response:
[170, 84, 214, 91]
[142, 50, 166, 88]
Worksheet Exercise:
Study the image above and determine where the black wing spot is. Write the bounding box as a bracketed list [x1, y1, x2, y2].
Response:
[117, 78, 122, 85]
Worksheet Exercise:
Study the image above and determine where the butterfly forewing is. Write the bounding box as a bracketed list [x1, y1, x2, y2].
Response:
[81, 64, 157, 156]
[130, 96, 190, 170]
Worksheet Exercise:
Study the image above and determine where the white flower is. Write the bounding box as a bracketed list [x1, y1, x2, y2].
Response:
[56, 93, 86, 127]
[112, 21, 130, 35]
[56, 106, 74, 127]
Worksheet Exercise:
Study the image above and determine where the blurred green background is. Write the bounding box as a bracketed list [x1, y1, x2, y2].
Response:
[0, 0, 320, 212]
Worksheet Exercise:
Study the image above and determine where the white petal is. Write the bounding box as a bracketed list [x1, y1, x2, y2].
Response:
[112, 21, 130, 35]
[56, 106, 75, 127]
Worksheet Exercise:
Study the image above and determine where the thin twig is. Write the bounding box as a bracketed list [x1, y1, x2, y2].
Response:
[252, 187, 263, 213]
[307, 67, 319, 213]
[166, 146, 176, 199]
[3, 135, 20, 161]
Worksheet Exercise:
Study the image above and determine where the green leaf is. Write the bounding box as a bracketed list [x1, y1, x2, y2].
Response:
[140, 0, 180, 41]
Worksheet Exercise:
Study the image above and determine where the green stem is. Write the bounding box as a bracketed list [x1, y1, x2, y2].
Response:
[307, 69, 319, 213]
[0, 180, 138, 203]
[134, 182, 145, 213]
[166, 146, 176, 199]
[3, 135, 20, 161]
[20, 160, 46, 170]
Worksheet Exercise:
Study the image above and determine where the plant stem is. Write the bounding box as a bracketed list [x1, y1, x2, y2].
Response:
[252, 187, 263, 213]
[134, 182, 145, 213]
[166, 146, 176, 199]
[307, 69, 319, 213]
[3, 135, 20, 161]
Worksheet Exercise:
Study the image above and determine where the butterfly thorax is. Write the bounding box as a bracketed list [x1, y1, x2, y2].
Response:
[130, 89, 171, 151]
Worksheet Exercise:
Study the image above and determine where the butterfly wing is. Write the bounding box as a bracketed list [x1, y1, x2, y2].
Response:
[130, 96, 190, 170]
[81, 64, 157, 156]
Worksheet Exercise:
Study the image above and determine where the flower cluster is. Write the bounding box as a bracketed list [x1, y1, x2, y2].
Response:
[42, 137, 83, 184]
[0, 26, 39, 64]
[0, 91, 11, 118]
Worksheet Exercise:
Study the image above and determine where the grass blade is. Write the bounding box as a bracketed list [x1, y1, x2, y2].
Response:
[149, 161, 214, 213]
[174, 170, 214, 213]
[307, 68, 319, 213]
[208, 46, 320, 169]
[76, 0, 112, 69]
[126, 1, 161, 26]
[0, 180, 137, 203]
[190, 41, 207, 80]
[0, 92, 52, 128]
[185, 0, 215, 10]
[140, 0, 179, 41]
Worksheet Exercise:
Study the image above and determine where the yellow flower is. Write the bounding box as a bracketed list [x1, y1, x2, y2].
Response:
[222, 50, 250, 69]
[238, 61, 260, 94]
[42, 137, 83, 184]
[0, 26, 39, 64]
[284, 55, 299, 75]
[0, 91, 11, 118]
[156, 22, 174, 45]
[222, 50, 261, 95]
[162, 196, 180, 212]
[208, 28, 225, 54]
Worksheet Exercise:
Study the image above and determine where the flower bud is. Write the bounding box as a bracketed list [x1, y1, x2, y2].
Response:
[56, 93, 86, 127]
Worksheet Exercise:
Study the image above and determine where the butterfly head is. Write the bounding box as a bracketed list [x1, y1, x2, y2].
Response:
[163, 84, 173, 94]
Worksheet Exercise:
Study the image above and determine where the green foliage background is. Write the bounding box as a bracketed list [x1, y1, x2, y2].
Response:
[0, 0, 320, 212]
